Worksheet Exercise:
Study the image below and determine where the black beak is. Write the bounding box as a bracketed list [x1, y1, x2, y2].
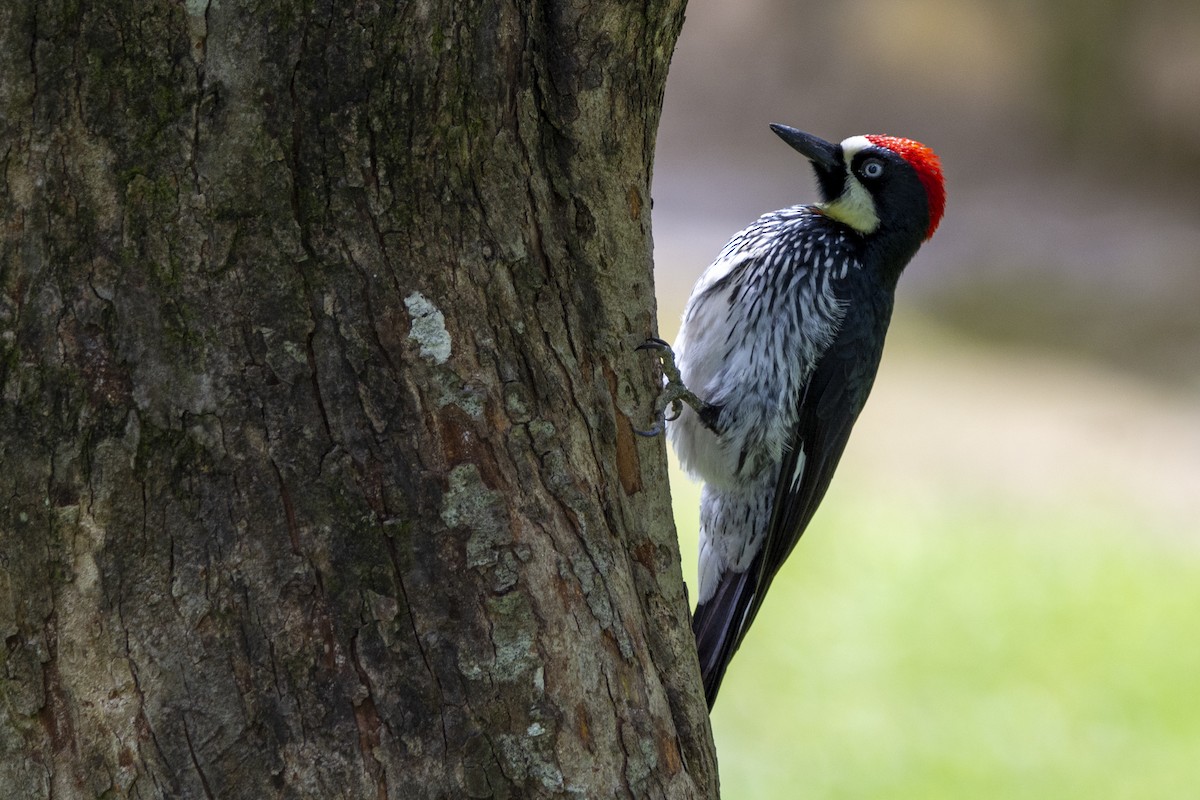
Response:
[769, 124, 841, 171]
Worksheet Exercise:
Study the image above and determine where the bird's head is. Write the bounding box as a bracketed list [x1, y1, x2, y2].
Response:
[770, 124, 945, 242]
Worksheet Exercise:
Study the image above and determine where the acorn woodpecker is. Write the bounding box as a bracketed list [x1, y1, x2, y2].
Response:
[644, 124, 945, 707]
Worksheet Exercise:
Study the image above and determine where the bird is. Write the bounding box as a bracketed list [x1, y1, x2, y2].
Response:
[642, 124, 945, 707]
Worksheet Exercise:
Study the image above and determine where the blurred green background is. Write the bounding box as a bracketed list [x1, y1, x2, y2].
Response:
[652, 1, 1200, 796]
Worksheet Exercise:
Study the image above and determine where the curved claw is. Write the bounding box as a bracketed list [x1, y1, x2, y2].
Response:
[635, 396, 685, 436]
[636, 336, 671, 352]
[634, 417, 667, 437]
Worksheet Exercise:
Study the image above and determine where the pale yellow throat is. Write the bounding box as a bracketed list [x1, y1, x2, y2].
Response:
[818, 177, 880, 235]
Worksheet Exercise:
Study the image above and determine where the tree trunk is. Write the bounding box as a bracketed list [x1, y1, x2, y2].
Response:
[0, 1, 717, 797]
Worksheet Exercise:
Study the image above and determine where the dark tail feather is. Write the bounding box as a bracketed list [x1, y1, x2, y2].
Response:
[691, 563, 760, 709]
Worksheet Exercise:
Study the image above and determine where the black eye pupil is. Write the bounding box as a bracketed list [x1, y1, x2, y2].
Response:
[863, 160, 883, 178]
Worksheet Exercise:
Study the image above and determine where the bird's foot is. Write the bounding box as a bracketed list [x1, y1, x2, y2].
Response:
[636, 338, 718, 437]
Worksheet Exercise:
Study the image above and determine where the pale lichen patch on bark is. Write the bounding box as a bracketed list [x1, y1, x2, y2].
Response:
[404, 292, 451, 365]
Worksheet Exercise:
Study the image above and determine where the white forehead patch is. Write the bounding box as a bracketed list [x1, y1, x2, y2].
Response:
[818, 136, 880, 234]
[840, 135, 875, 158]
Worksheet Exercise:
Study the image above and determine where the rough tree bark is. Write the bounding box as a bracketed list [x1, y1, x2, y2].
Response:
[0, 1, 718, 798]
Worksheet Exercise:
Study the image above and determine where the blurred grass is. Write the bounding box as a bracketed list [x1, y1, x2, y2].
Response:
[671, 459, 1200, 798]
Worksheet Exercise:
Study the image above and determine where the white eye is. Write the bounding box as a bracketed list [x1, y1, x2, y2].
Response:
[861, 159, 884, 179]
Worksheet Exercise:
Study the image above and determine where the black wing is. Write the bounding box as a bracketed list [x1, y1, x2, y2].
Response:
[692, 313, 887, 707]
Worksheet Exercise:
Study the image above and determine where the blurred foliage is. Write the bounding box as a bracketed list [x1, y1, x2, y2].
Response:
[655, 4, 1200, 793]
[673, 461, 1200, 798]
[678, 0, 1200, 183]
